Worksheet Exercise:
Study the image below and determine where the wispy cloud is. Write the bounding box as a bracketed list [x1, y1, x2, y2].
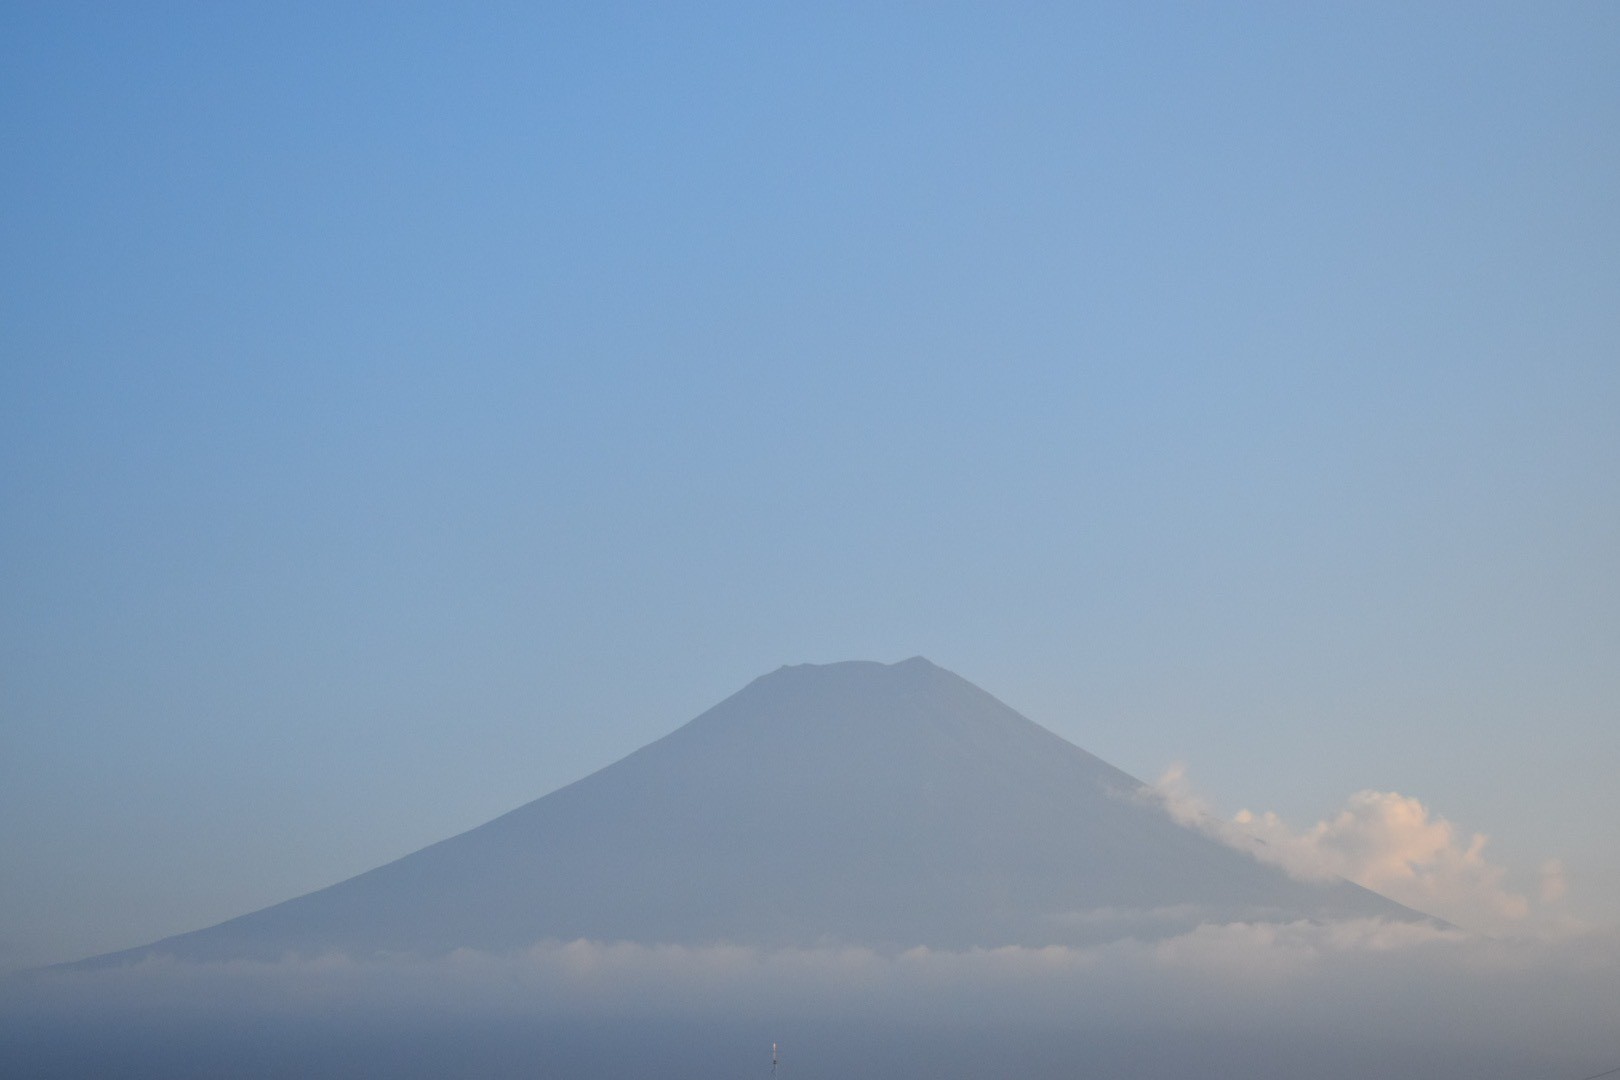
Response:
[8, 916, 1619, 1080]
[6, 923, 1617, 1062]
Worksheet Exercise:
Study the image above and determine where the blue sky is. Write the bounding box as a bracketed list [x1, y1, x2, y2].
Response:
[2, 3, 1617, 969]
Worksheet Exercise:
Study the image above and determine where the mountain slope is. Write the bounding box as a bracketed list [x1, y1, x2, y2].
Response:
[88, 658, 1428, 964]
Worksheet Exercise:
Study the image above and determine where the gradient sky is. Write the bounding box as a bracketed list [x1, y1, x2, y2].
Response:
[2, 3, 1617, 970]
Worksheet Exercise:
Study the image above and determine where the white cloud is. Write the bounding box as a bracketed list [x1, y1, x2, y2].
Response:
[1151, 767, 1554, 933]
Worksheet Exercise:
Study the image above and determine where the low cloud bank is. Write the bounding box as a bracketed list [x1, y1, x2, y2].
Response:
[5, 920, 1618, 1079]
[1151, 765, 1564, 932]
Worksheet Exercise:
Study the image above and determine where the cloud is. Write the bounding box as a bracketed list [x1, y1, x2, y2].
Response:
[5, 923, 1618, 1080]
[1540, 858, 1568, 904]
[0, 921, 1594, 1021]
[1150, 766, 1552, 933]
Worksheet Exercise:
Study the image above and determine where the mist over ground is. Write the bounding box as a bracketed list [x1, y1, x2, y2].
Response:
[6, 920, 1615, 1079]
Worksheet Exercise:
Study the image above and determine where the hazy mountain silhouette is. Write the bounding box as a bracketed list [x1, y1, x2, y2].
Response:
[83, 658, 1429, 965]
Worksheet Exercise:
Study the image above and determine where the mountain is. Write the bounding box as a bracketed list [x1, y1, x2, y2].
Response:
[85, 658, 1428, 965]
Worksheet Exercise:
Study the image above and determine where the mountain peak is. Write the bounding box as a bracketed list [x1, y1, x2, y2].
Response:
[762, 655, 943, 680]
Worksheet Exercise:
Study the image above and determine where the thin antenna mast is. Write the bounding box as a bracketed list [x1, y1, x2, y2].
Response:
[771, 1042, 778, 1078]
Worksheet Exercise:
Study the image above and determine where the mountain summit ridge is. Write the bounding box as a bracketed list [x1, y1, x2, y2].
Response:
[80, 658, 1431, 967]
